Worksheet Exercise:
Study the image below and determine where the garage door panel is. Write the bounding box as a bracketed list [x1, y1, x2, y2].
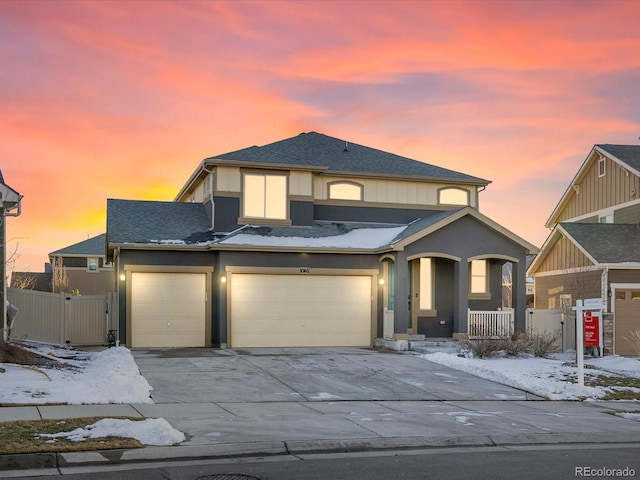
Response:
[131, 273, 206, 348]
[231, 274, 371, 348]
[615, 289, 640, 356]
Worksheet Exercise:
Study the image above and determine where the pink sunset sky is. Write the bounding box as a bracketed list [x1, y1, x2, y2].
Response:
[2, 0, 639, 274]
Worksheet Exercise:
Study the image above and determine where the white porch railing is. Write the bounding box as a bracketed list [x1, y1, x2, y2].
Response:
[468, 308, 514, 338]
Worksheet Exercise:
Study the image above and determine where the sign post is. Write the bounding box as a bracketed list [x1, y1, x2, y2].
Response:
[572, 298, 604, 388]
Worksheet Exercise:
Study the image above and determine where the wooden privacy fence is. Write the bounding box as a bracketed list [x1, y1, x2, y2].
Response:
[468, 309, 514, 338]
[7, 288, 118, 346]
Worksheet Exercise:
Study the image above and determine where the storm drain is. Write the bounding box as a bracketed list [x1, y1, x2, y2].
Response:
[195, 475, 261, 480]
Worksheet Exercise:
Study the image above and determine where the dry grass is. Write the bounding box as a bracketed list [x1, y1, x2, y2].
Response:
[0, 417, 143, 454]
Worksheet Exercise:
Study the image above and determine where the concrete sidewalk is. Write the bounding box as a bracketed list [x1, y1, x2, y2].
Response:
[2, 398, 640, 472]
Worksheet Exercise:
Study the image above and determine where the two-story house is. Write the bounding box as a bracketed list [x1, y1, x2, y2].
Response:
[48, 234, 115, 295]
[106, 132, 537, 348]
[528, 144, 640, 355]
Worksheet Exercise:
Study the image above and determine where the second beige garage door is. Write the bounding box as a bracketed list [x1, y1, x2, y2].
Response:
[230, 274, 372, 348]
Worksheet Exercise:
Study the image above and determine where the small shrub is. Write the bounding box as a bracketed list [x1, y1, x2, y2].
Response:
[459, 336, 506, 358]
[527, 331, 560, 358]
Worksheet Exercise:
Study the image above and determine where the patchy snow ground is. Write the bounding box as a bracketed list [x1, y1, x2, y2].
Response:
[0, 342, 185, 446]
[422, 351, 640, 401]
[38, 418, 185, 446]
[0, 343, 153, 405]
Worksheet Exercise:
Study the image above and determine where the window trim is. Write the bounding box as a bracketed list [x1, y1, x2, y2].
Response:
[87, 257, 99, 273]
[469, 259, 490, 299]
[598, 158, 606, 177]
[241, 171, 289, 221]
[418, 257, 436, 314]
[438, 187, 470, 206]
[327, 181, 364, 201]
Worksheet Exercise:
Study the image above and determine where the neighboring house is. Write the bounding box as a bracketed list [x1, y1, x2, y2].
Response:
[10, 267, 53, 292]
[48, 234, 115, 295]
[106, 131, 538, 348]
[527, 144, 640, 355]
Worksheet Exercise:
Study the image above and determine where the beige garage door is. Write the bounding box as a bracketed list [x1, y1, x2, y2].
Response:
[131, 272, 206, 348]
[615, 289, 640, 356]
[230, 274, 372, 348]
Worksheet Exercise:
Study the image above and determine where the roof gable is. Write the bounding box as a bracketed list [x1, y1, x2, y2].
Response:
[209, 132, 490, 185]
[547, 144, 640, 227]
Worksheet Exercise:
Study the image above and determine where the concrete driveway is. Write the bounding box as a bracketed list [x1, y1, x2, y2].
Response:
[127, 348, 640, 450]
[132, 347, 539, 404]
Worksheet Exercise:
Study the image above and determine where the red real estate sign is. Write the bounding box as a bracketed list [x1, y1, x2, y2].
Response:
[583, 311, 601, 348]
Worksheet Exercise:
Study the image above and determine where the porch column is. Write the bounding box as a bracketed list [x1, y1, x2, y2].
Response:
[512, 259, 526, 332]
[453, 258, 469, 336]
[393, 252, 409, 338]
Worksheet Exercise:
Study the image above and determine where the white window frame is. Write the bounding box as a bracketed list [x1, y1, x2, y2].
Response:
[598, 158, 606, 177]
[87, 257, 99, 272]
[242, 173, 288, 220]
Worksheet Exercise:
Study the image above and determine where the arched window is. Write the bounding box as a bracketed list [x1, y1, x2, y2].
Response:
[438, 187, 469, 206]
[328, 181, 363, 201]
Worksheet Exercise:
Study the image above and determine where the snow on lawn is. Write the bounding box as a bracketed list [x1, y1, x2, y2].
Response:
[0, 344, 153, 405]
[39, 418, 185, 446]
[422, 351, 640, 401]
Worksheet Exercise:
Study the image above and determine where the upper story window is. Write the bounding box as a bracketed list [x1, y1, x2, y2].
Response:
[328, 181, 363, 201]
[599, 213, 613, 223]
[243, 173, 287, 220]
[598, 158, 606, 177]
[87, 258, 99, 272]
[438, 187, 469, 206]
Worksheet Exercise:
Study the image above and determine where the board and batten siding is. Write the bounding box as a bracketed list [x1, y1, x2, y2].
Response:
[535, 235, 593, 273]
[314, 175, 477, 207]
[556, 155, 640, 224]
[211, 165, 477, 208]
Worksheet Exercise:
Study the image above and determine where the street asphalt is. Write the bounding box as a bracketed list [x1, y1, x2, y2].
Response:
[1, 347, 640, 475]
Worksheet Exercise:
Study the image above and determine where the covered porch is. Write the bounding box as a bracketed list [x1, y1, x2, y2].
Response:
[375, 209, 537, 349]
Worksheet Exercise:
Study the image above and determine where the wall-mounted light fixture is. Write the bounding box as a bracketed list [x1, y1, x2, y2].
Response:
[119, 273, 126, 282]
[378, 278, 385, 286]
[220, 275, 227, 284]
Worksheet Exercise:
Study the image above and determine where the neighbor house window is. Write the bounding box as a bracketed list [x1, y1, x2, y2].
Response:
[438, 187, 469, 206]
[419, 258, 433, 310]
[560, 294, 572, 310]
[599, 213, 613, 223]
[598, 158, 606, 177]
[470, 259, 488, 294]
[328, 182, 363, 201]
[243, 173, 287, 219]
[87, 258, 99, 272]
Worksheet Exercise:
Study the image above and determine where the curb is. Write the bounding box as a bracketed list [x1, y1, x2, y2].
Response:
[3, 432, 640, 473]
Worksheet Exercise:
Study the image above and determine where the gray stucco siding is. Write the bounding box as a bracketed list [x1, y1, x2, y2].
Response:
[211, 196, 241, 233]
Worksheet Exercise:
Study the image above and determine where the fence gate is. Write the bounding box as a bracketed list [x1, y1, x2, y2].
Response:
[7, 288, 118, 346]
[525, 308, 575, 352]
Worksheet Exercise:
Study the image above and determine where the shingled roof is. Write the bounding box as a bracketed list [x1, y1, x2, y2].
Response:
[597, 144, 640, 173]
[210, 132, 489, 185]
[560, 222, 640, 264]
[50, 234, 107, 257]
[107, 199, 216, 245]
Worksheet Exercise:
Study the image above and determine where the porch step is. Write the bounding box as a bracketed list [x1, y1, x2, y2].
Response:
[409, 338, 461, 355]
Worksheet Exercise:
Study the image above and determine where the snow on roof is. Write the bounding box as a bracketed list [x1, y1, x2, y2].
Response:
[219, 224, 408, 249]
